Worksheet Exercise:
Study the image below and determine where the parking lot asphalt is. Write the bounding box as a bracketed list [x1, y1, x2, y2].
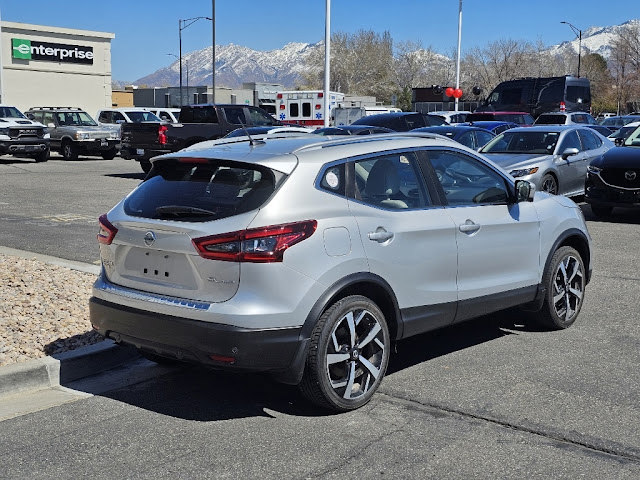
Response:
[0, 154, 639, 478]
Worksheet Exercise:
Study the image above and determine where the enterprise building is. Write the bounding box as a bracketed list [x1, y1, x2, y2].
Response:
[0, 21, 114, 116]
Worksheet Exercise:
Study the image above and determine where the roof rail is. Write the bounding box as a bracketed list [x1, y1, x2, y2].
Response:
[27, 107, 83, 111]
[291, 131, 453, 154]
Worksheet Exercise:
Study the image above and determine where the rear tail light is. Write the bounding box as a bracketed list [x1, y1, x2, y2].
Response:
[315, 104, 322, 110]
[192, 220, 317, 262]
[158, 125, 168, 145]
[317, 92, 324, 98]
[559, 101, 566, 112]
[97, 214, 118, 245]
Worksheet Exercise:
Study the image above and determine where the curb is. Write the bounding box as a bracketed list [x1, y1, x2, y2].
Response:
[0, 245, 101, 275]
[0, 340, 140, 398]
[0, 246, 138, 398]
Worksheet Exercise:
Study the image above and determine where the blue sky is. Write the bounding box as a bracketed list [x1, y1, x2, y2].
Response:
[1, 1, 636, 81]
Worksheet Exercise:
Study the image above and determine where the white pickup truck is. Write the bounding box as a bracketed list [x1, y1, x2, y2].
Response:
[0, 105, 50, 162]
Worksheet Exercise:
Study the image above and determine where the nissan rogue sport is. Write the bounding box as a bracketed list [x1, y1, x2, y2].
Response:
[90, 132, 592, 411]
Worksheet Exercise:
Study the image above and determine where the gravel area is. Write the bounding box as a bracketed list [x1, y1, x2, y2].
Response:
[0, 253, 102, 367]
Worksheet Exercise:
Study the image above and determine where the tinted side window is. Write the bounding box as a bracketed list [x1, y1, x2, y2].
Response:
[475, 131, 494, 148]
[223, 107, 246, 125]
[427, 150, 509, 206]
[578, 129, 601, 150]
[302, 102, 311, 117]
[247, 107, 278, 126]
[289, 103, 299, 117]
[404, 114, 425, 130]
[348, 152, 429, 209]
[559, 130, 582, 151]
[457, 132, 475, 149]
[98, 111, 111, 123]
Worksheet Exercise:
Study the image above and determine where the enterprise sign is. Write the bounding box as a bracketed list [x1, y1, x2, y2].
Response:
[12, 38, 94, 65]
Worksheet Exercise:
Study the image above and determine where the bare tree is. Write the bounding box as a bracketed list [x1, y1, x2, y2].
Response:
[610, 23, 640, 113]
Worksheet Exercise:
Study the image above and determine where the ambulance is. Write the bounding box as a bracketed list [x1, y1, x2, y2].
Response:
[276, 90, 344, 128]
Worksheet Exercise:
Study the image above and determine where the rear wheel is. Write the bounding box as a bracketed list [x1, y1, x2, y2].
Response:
[61, 141, 78, 160]
[591, 205, 613, 218]
[299, 295, 390, 411]
[537, 246, 585, 330]
[540, 174, 558, 195]
[140, 159, 152, 173]
[101, 147, 117, 160]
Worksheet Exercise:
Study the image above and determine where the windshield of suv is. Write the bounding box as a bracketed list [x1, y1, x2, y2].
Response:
[125, 111, 161, 123]
[623, 125, 640, 147]
[481, 130, 560, 154]
[0, 106, 27, 119]
[124, 159, 283, 222]
[55, 111, 97, 126]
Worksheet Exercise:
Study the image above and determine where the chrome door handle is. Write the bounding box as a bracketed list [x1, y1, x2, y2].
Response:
[368, 228, 394, 243]
[459, 219, 480, 234]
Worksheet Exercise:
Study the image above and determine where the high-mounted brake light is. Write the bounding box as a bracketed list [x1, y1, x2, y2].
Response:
[158, 124, 168, 145]
[192, 220, 317, 263]
[97, 214, 118, 245]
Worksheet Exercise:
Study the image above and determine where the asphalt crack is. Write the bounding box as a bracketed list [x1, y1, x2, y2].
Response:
[377, 391, 640, 465]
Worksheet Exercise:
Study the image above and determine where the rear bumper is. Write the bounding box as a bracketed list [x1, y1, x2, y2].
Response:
[120, 145, 172, 160]
[89, 296, 303, 373]
[75, 139, 119, 153]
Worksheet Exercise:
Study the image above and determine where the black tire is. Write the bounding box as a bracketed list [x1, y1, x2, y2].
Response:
[101, 148, 117, 160]
[537, 246, 586, 330]
[140, 159, 152, 173]
[299, 295, 390, 412]
[540, 174, 558, 195]
[591, 205, 613, 218]
[61, 141, 78, 160]
[33, 148, 49, 163]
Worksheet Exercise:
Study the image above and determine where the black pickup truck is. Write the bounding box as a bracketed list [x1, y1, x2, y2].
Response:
[120, 104, 282, 172]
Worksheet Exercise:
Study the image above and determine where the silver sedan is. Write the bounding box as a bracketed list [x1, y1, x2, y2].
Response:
[479, 125, 614, 196]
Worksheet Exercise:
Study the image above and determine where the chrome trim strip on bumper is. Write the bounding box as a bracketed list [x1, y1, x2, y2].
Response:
[94, 275, 211, 311]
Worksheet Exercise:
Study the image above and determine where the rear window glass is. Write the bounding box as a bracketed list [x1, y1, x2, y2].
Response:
[566, 86, 591, 103]
[124, 160, 282, 222]
[535, 115, 567, 125]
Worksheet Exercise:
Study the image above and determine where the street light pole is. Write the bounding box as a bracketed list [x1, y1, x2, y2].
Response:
[561, 21, 582, 77]
[454, 0, 463, 112]
[178, 16, 213, 107]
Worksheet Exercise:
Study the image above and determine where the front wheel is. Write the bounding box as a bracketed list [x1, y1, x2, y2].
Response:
[33, 148, 49, 163]
[591, 205, 613, 218]
[299, 295, 390, 412]
[61, 141, 78, 160]
[537, 246, 585, 330]
[101, 147, 117, 160]
[540, 174, 558, 195]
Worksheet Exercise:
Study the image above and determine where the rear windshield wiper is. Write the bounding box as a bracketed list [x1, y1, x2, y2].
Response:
[155, 205, 218, 217]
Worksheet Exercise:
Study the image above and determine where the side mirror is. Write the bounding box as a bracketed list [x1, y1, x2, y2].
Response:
[515, 180, 535, 202]
[614, 137, 624, 146]
[116, 119, 126, 124]
[561, 147, 579, 159]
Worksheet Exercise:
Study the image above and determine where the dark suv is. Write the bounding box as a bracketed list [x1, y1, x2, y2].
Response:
[585, 124, 640, 217]
[351, 112, 446, 131]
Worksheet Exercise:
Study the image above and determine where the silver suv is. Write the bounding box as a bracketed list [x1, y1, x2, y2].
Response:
[27, 107, 119, 160]
[90, 133, 592, 411]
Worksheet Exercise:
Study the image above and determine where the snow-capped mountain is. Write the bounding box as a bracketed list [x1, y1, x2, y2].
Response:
[133, 42, 319, 89]
[547, 19, 640, 58]
[128, 19, 639, 89]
